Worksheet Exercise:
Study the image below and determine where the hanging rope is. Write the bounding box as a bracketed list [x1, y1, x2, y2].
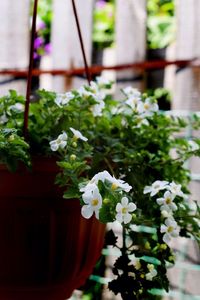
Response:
[23, 0, 38, 138]
[71, 0, 91, 85]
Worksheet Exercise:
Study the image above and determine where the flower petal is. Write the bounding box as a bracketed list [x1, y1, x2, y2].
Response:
[81, 205, 93, 219]
[124, 213, 132, 224]
[128, 202, 136, 212]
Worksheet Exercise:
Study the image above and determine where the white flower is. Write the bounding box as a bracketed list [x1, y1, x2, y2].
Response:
[92, 171, 132, 192]
[145, 264, 157, 281]
[80, 182, 97, 194]
[133, 258, 141, 270]
[161, 210, 172, 218]
[80, 171, 132, 194]
[78, 86, 93, 98]
[0, 113, 8, 124]
[160, 218, 180, 244]
[144, 180, 169, 197]
[49, 131, 68, 151]
[125, 94, 142, 111]
[116, 197, 136, 224]
[137, 98, 158, 117]
[9, 103, 24, 112]
[81, 185, 102, 219]
[123, 87, 141, 98]
[70, 127, 88, 141]
[89, 81, 99, 94]
[134, 117, 149, 127]
[55, 92, 74, 107]
[110, 176, 132, 192]
[80, 171, 113, 193]
[167, 181, 184, 197]
[96, 76, 111, 86]
[157, 191, 177, 212]
[90, 99, 105, 117]
[188, 140, 199, 152]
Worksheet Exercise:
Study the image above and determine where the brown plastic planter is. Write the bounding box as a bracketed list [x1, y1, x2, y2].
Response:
[0, 157, 105, 300]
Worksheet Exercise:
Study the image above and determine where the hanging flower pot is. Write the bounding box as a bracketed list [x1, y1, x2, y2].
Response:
[0, 157, 105, 300]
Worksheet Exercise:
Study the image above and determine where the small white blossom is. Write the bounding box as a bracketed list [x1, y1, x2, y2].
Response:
[137, 98, 158, 117]
[80, 171, 113, 193]
[128, 256, 141, 274]
[161, 210, 172, 218]
[167, 181, 184, 197]
[134, 117, 149, 128]
[96, 76, 111, 86]
[9, 103, 24, 112]
[116, 197, 136, 224]
[78, 86, 93, 98]
[90, 99, 105, 117]
[80, 171, 132, 194]
[81, 185, 102, 219]
[70, 127, 88, 141]
[55, 92, 74, 107]
[145, 264, 157, 281]
[91, 170, 113, 183]
[0, 113, 8, 124]
[49, 131, 68, 151]
[157, 191, 177, 212]
[92, 171, 132, 192]
[144, 180, 169, 197]
[90, 81, 99, 94]
[125, 94, 142, 111]
[188, 140, 199, 152]
[123, 87, 141, 98]
[110, 176, 132, 192]
[160, 218, 180, 244]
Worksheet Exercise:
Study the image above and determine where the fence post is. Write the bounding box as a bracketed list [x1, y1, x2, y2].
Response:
[165, 2, 200, 298]
[51, 0, 94, 92]
[115, 0, 146, 95]
[0, 0, 30, 96]
[173, 0, 200, 111]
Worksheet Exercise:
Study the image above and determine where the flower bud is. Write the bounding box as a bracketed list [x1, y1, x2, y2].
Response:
[132, 213, 137, 220]
[8, 134, 15, 141]
[72, 142, 77, 148]
[103, 198, 110, 205]
[160, 243, 167, 250]
[145, 241, 151, 250]
[70, 154, 76, 161]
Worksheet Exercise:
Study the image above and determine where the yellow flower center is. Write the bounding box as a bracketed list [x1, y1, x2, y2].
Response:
[111, 183, 118, 190]
[91, 199, 99, 206]
[144, 103, 150, 110]
[122, 207, 127, 214]
[167, 226, 174, 233]
[166, 197, 172, 204]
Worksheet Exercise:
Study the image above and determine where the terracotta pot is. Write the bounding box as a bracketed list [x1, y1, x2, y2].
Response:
[0, 157, 105, 300]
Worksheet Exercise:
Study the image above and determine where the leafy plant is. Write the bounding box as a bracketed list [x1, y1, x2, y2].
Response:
[147, 0, 175, 49]
[0, 79, 200, 299]
[92, 0, 115, 49]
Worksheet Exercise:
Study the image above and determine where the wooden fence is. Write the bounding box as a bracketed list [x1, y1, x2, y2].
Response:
[0, 1, 199, 299]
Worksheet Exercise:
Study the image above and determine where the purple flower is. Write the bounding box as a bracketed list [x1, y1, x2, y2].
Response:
[34, 37, 44, 50]
[96, 0, 106, 9]
[37, 20, 46, 31]
[44, 43, 51, 54]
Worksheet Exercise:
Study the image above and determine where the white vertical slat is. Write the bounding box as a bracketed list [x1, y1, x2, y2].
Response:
[51, 0, 94, 92]
[115, 0, 146, 94]
[168, 2, 200, 298]
[173, 0, 200, 110]
[0, 0, 30, 96]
